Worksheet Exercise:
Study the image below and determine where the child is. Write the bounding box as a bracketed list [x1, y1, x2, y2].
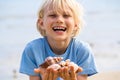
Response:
[19, 0, 98, 80]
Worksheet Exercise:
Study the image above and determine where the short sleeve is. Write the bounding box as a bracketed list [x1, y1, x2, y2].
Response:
[77, 42, 98, 76]
[19, 44, 40, 76]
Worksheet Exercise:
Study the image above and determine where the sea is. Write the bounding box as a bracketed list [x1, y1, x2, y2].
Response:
[0, 0, 120, 80]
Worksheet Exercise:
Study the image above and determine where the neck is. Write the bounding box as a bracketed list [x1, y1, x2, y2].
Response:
[46, 37, 72, 55]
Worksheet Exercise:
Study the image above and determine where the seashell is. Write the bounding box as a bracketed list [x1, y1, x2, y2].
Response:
[40, 56, 63, 68]
[34, 57, 83, 74]
[65, 59, 70, 66]
[48, 64, 61, 70]
[59, 59, 70, 66]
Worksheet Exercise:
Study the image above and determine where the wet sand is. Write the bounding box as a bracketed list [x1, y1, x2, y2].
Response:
[88, 71, 120, 80]
[17, 71, 120, 80]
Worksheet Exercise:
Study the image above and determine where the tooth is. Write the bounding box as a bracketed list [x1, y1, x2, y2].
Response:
[54, 27, 57, 29]
[53, 26, 66, 31]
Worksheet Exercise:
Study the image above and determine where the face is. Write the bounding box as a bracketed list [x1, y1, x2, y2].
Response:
[39, 7, 77, 41]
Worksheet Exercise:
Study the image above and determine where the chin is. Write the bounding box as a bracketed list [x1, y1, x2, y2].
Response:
[54, 36, 67, 41]
[55, 36, 72, 42]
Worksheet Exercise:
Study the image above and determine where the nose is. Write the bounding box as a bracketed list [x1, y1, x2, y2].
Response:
[56, 15, 64, 24]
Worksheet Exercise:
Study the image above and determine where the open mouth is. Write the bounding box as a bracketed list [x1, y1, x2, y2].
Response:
[52, 26, 66, 32]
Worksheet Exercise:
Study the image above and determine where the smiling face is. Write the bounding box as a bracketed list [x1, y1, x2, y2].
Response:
[37, 0, 84, 42]
[38, 7, 77, 41]
[37, 0, 84, 38]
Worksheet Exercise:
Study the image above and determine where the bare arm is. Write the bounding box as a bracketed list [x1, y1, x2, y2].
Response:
[77, 75, 87, 80]
[29, 76, 41, 80]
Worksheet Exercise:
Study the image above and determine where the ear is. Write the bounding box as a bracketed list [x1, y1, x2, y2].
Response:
[37, 18, 45, 30]
[74, 24, 78, 30]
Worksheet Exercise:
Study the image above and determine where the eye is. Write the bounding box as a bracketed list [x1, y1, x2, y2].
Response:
[63, 14, 71, 18]
[49, 14, 57, 18]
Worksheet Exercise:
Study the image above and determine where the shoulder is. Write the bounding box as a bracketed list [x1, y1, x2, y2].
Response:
[72, 38, 91, 51]
[22, 37, 46, 55]
[25, 37, 45, 48]
[21, 37, 46, 64]
[72, 38, 93, 59]
[27, 37, 45, 46]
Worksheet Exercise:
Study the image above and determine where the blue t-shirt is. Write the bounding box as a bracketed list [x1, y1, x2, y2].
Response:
[19, 37, 98, 78]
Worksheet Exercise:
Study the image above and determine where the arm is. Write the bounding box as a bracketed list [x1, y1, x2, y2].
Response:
[77, 75, 87, 80]
[29, 76, 41, 80]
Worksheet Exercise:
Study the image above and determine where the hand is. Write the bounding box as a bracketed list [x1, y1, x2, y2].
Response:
[34, 67, 59, 80]
[42, 68, 59, 80]
[59, 66, 77, 80]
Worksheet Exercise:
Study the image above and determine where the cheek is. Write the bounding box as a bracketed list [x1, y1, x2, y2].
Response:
[67, 18, 75, 23]
[43, 18, 53, 25]
[67, 19, 75, 27]
[43, 19, 49, 27]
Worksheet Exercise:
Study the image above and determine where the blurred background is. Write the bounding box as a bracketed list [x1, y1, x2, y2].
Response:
[0, 0, 120, 80]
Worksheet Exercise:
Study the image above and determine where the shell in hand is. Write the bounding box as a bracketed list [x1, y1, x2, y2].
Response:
[40, 56, 63, 68]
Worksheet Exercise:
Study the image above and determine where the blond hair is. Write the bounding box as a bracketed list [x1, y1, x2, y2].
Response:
[37, 0, 84, 37]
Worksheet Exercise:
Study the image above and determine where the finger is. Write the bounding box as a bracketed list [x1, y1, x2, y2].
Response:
[53, 69, 58, 79]
[70, 66, 77, 80]
[64, 67, 70, 80]
[43, 68, 50, 80]
[59, 67, 64, 78]
[58, 68, 62, 77]
[48, 68, 56, 80]
[42, 69, 49, 80]
[70, 66, 75, 75]
[34, 67, 46, 75]
[48, 68, 53, 80]
[65, 59, 70, 66]
[76, 67, 83, 73]
[34, 68, 41, 73]
[64, 67, 69, 75]
[42, 69, 50, 80]
[49, 68, 58, 80]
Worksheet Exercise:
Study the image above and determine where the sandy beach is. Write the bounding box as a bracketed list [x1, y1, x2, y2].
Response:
[17, 71, 120, 80]
[88, 71, 120, 80]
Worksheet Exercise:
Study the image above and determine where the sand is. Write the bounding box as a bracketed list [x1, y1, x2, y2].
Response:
[88, 71, 120, 80]
[17, 71, 120, 80]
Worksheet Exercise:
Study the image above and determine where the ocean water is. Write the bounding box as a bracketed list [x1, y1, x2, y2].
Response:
[0, 0, 120, 80]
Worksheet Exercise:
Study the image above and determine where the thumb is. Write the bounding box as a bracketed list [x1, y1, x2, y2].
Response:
[76, 67, 83, 73]
[34, 68, 41, 73]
